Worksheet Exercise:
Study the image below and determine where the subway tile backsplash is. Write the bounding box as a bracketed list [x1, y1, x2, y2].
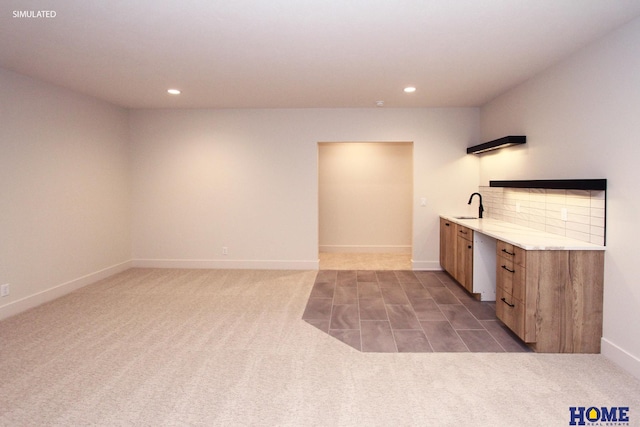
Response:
[479, 186, 606, 245]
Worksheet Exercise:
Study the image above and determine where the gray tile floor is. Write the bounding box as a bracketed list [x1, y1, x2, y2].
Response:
[303, 270, 531, 353]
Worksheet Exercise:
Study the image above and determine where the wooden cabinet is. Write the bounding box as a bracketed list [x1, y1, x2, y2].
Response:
[495, 239, 604, 353]
[439, 217, 456, 276]
[456, 225, 473, 293]
[440, 218, 476, 296]
[440, 216, 604, 353]
[440, 218, 480, 298]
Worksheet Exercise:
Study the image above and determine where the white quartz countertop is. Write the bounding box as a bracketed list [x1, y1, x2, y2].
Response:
[440, 215, 605, 251]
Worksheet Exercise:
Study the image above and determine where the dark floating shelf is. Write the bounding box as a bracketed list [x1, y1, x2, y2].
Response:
[490, 179, 607, 191]
[467, 136, 526, 154]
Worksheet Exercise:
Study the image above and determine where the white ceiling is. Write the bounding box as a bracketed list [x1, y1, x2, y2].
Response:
[2, 0, 640, 109]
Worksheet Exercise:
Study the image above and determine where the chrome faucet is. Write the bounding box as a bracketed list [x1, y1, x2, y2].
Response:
[468, 192, 484, 218]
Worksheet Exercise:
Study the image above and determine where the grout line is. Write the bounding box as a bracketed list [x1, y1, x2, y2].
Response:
[327, 277, 337, 331]
[356, 278, 364, 352]
[483, 327, 510, 353]
[378, 276, 399, 353]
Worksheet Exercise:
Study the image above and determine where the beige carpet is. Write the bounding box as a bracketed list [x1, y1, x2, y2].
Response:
[0, 268, 638, 426]
[319, 252, 411, 270]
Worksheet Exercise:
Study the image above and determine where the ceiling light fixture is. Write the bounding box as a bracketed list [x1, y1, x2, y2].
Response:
[404, 86, 416, 93]
[167, 89, 181, 95]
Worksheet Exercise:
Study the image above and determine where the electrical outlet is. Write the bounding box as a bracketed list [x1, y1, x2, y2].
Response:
[516, 202, 521, 213]
[561, 208, 568, 221]
[222, 247, 228, 255]
[420, 197, 427, 207]
[0, 284, 9, 297]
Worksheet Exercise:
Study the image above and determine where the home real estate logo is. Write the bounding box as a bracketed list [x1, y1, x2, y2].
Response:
[569, 406, 630, 426]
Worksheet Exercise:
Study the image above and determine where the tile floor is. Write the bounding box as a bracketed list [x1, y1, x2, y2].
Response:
[303, 269, 531, 353]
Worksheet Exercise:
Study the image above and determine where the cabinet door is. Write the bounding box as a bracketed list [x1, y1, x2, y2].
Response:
[439, 218, 456, 275]
[456, 235, 473, 292]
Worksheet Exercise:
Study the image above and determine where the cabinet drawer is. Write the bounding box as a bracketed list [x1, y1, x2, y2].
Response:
[497, 240, 526, 267]
[496, 284, 525, 340]
[496, 259, 525, 301]
[457, 225, 473, 241]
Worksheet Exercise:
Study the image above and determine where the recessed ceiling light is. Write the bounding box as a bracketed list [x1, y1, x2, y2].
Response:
[404, 86, 416, 93]
[167, 89, 181, 95]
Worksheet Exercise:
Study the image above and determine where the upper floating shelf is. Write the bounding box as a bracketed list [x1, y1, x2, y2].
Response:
[489, 179, 607, 191]
[467, 136, 526, 154]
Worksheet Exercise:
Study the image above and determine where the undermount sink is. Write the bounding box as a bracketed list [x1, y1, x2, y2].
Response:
[453, 216, 478, 220]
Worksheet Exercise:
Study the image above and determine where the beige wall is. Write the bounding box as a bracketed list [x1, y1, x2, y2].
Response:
[129, 108, 480, 270]
[0, 68, 131, 319]
[318, 142, 413, 253]
[0, 73, 479, 316]
[479, 17, 640, 378]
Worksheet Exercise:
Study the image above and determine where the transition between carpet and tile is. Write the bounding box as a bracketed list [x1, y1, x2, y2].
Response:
[303, 269, 530, 353]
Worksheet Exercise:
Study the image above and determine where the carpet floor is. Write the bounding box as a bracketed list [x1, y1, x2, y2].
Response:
[0, 268, 638, 426]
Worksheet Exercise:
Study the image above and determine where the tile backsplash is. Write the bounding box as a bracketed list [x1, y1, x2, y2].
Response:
[479, 186, 606, 245]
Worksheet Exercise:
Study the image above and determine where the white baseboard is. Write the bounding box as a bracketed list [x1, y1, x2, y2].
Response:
[601, 338, 640, 380]
[411, 260, 442, 271]
[0, 260, 132, 321]
[319, 245, 411, 254]
[132, 258, 320, 270]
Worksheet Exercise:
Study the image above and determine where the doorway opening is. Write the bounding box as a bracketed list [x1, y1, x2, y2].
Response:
[318, 141, 413, 270]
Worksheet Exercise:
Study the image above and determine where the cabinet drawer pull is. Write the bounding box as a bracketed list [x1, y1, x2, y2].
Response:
[501, 265, 515, 273]
[459, 230, 468, 234]
[500, 297, 515, 308]
[467, 245, 472, 249]
[445, 223, 450, 227]
[501, 248, 515, 256]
